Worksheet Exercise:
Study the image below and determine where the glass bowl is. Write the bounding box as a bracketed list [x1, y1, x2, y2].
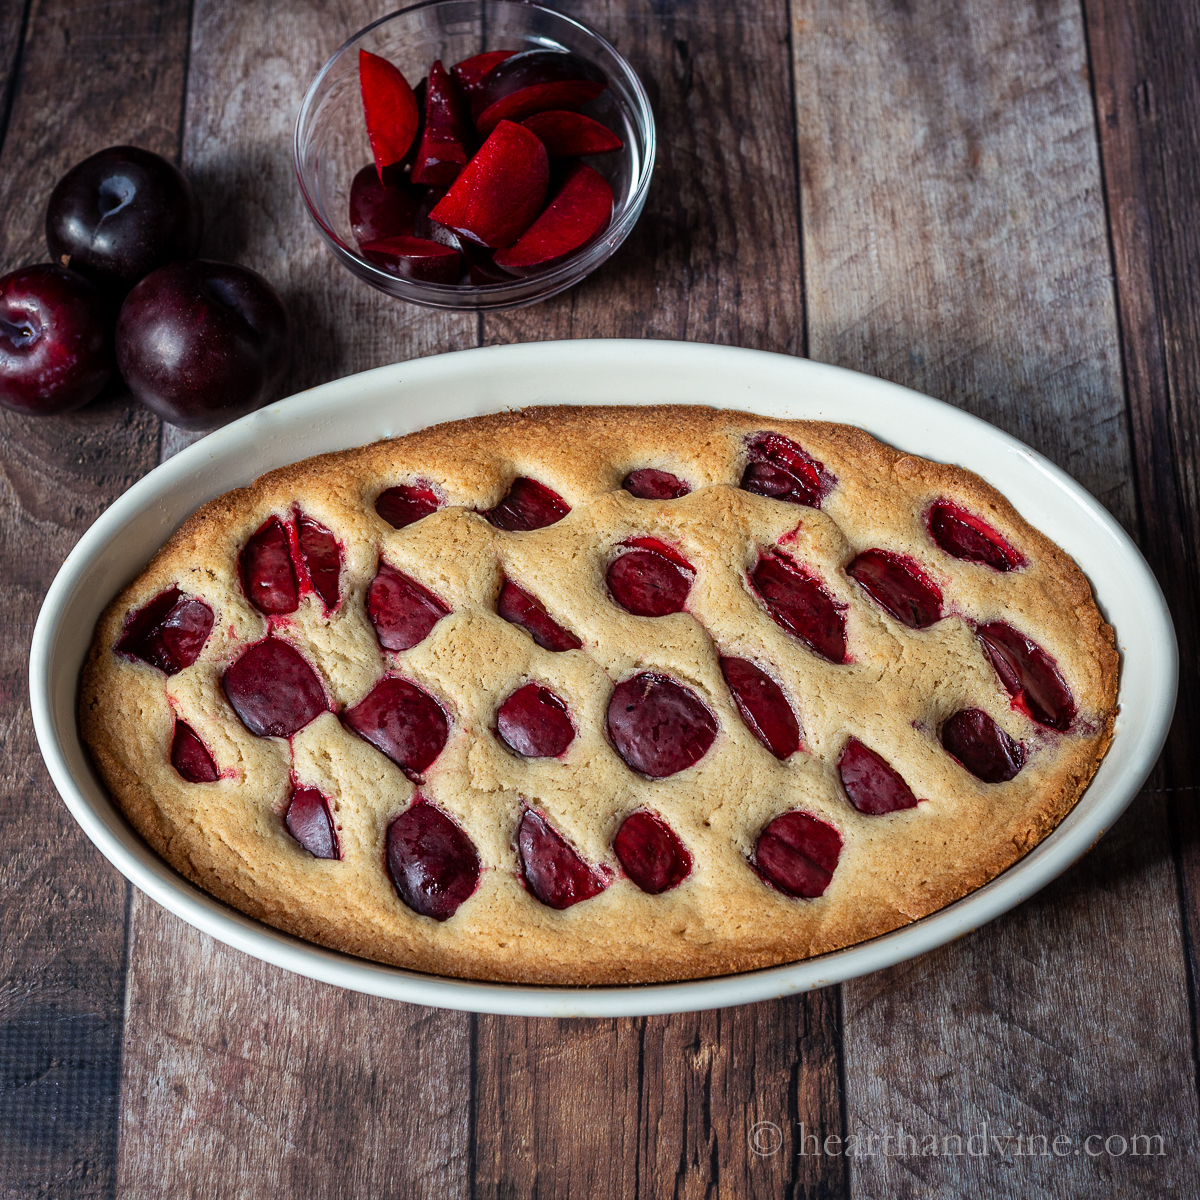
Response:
[294, 0, 655, 312]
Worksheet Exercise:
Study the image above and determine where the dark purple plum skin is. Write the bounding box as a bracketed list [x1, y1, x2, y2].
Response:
[0, 265, 112, 415]
[387, 802, 480, 920]
[606, 672, 718, 778]
[46, 146, 202, 295]
[349, 163, 422, 248]
[116, 260, 289, 430]
[517, 809, 606, 909]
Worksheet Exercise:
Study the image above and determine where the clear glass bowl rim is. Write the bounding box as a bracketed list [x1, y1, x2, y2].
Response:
[292, 0, 657, 307]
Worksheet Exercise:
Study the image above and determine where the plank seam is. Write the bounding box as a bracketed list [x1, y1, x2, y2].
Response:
[784, 0, 809, 360]
[108, 879, 134, 1200]
[835, 985, 851, 1198]
[1167, 789, 1200, 1133]
[0, 0, 33, 168]
[157, 0, 198, 465]
[633, 1016, 645, 1200]
[1077, 0, 1151, 541]
[785, 1013, 802, 1199]
[175, 0, 197, 169]
[1080, 0, 1200, 1131]
[467, 1011, 478, 1200]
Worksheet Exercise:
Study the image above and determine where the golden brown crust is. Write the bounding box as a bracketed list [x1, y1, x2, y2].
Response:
[80, 406, 1118, 985]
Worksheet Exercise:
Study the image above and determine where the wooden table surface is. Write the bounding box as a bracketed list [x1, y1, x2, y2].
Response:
[1, 0, 1198, 1196]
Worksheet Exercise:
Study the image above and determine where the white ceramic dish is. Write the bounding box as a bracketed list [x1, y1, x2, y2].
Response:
[29, 340, 1176, 1017]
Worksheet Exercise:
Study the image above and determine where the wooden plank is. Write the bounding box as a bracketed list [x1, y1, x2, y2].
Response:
[115, 2, 478, 1196]
[633, 993, 846, 1199]
[0, 0, 29, 142]
[476, 5, 844, 1199]
[118, 915, 472, 1198]
[471, 1017, 641, 1197]
[177, 0, 474, 396]
[1085, 0, 1200, 1086]
[0, 1, 190, 1197]
[474, 995, 846, 1199]
[485, 0, 806, 353]
[792, 0, 1200, 1194]
[796, 0, 1135, 523]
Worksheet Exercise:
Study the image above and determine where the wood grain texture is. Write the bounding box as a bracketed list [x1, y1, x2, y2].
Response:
[177, 0, 475, 398]
[471, 1016, 641, 1197]
[474, 995, 846, 1199]
[117, 910, 471, 1198]
[485, 0, 805, 351]
[477, 5, 843, 1199]
[795, 0, 1133, 526]
[792, 0, 1200, 1195]
[0, 0, 29, 150]
[1085, 0, 1200, 1092]
[0, 1, 189, 1197]
[12, 0, 1194, 1196]
[116, 2, 477, 1197]
[631, 994, 846, 1200]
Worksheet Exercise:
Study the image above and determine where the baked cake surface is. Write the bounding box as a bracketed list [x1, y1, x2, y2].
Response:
[80, 405, 1118, 985]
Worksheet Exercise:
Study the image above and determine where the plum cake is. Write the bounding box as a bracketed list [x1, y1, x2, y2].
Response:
[80, 405, 1118, 985]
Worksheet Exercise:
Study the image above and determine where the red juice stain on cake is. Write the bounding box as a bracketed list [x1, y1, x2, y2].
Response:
[342, 676, 449, 782]
[495, 682, 575, 758]
[239, 516, 299, 615]
[387, 799, 481, 920]
[928, 501, 1024, 571]
[367, 562, 450, 652]
[482, 476, 569, 531]
[222, 638, 327, 738]
[753, 811, 842, 899]
[613, 810, 692, 894]
[606, 538, 695, 617]
[740, 432, 836, 508]
[495, 577, 582, 652]
[517, 808, 606, 909]
[622, 468, 691, 500]
[719, 656, 801, 759]
[837, 738, 922, 815]
[170, 720, 218, 783]
[295, 512, 341, 609]
[750, 552, 848, 664]
[607, 672, 718, 778]
[940, 708, 1025, 782]
[117, 587, 214, 675]
[975, 621, 1076, 732]
[285, 786, 339, 860]
[846, 549, 943, 629]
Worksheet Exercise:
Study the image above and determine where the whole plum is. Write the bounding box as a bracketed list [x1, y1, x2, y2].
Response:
[0, 264, 112, 415]
[46, 146, 202, 295]
[116, 260, 288, 430]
